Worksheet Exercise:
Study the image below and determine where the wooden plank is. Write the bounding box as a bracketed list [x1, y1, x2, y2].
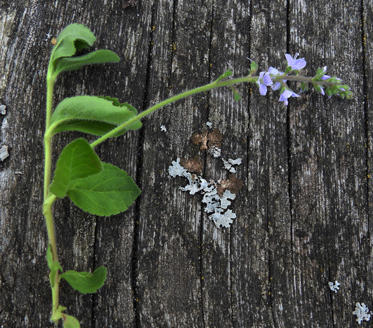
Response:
[247, 1, 296, 327]
[364, 0, 373, 313]
[289, 1, 368, 326]
[1, 1, 372, 327]
[0, 3, 76, 326]
[88, 2, 153, 327]
[135, 0, 212, 326]
[202, 1, 253, 327]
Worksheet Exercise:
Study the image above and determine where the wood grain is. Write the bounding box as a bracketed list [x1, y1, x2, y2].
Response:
[0, 0, 371, 327]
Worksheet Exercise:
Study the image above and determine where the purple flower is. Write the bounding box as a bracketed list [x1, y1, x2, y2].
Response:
[279, 89, 300, 106]
[268, 67, 284, 90]
[285, 53, 306, 70]
[256, 71, 273, 95]
[320, 67, 330, 80]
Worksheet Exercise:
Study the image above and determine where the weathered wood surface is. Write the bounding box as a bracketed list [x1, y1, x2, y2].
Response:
[0, 0, 372, 327]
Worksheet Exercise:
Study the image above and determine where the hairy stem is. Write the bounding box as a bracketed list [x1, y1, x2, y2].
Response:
[91, 73, 335, 149]
[44, 78, 55, 201]
[275, 74, 337, 86]
[91, 76, 256, 148]
[44, 73, 61, 322]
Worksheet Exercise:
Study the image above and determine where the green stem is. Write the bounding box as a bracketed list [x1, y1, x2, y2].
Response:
[44, 77, 55, 200]
[44, 72, 61, 322]
[274, 74, 337, 86]
[42, 195, 61, 318]
[91, 76, 256, 148]
[90, 73, 340, 149]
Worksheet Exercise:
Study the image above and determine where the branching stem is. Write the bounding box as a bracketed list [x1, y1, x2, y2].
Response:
[90, 74, 331, 148]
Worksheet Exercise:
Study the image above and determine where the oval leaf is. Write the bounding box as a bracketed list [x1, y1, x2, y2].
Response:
[49, 96, 142, 137]
[54, 49, 120, 77]
[50, 138, 102, 198]
[60, 266, 107, 295]
[52, 24, 96, 65]
[214, 70, 232, 83]
[62, 314, 80, 328]
[67, 163, 141, 216]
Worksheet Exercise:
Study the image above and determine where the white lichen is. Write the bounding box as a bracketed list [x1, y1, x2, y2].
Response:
[222, 157, 242, 173]
[160, 125, 167, 132]
[206, 121, 213, 128]
[209, 146, 221, 158]
[0, 145, 9, 161]
[168, 158, 238, 228]
[0, 104, 6, 115]
[168, 158, 187, 178]
[328, 281, 340, 293]
[353, 302, 371, 325]
[179, 173, 202, 195]
[211, 209, 236, 228]
[45, 32, 51, 40]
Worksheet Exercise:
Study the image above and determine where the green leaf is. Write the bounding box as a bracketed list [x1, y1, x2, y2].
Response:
[230, 87, 241, 101]
[214, 70, 232, 83]
[52, 24, 96, 65]
[62, 314, 80, 328]
[314, 67, 325, 80]
[60, 266, 107, 295]
[313, 84, 322, 94]
[54, 49, 120, 77]
[67, 163, 141, 216]
[249, 60, 258, 75]
[50, 138, 102, 198]
[49, 96, 142, 137]
[300, 82, 309, 92]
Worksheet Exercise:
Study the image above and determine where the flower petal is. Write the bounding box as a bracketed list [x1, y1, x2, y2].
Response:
[259, 84, 267, 96]
[285, 54, 294, 67]
[272, 82, 281, 91]
[292, 58, 306, 70]
[262, 73, 273, 86]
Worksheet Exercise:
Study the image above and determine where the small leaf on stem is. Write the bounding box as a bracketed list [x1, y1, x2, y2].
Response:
[53, 49, 120, 77]
[214, 70, 233, 83]
[52, 24, 96, 65]
[62, 314, 80, 328]
[230, 87, 242, 101]
[51, 305, 67, 322]
[249, 61, 258, 75]
[60, 266, 107, 295]
[300, 82, 308, 92]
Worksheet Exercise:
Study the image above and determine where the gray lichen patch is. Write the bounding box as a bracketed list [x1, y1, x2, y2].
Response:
[0, 145, 9, 161]
[0, 104, 6, 115]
